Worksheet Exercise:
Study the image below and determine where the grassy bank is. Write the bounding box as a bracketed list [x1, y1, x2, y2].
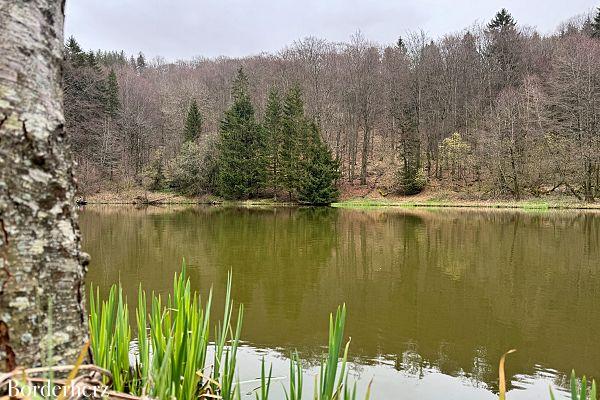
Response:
[82, 189, 600, 210]
[331, 198, 600, 210]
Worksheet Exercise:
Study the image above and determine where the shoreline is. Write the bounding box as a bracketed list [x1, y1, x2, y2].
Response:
[80, 190, 600, 210]
[331, 199, 600, 210]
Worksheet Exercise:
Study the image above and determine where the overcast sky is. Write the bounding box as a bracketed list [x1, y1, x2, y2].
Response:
[65, 0, 598, 60]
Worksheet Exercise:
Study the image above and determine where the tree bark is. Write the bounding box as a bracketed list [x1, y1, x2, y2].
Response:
[0, 0, 88, 370]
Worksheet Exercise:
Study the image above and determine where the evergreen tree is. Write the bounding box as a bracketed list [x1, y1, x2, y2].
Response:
[217, 68, 267, 199]
[87, 50, 99, 70]
[105, 69, 120, 116]
[297, 122, 340, 205]
[95, 49, 102, 64]
[397, 103, 425, 195]
[136, 52, 146, 70]
[263, 88, 283, 193]
[183, 99, 203, 142]
[487, 8, 516, 31]
[65, 36, 86, 66]
[66, 36, 82, 54]
[487, 8, 522, 89]
[592, 7, 600, 38]
[396, 36, 406, 52]
[280, 85, 306, 198]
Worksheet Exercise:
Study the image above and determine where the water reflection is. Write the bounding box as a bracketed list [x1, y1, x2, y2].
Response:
[81, 206, 600, 399]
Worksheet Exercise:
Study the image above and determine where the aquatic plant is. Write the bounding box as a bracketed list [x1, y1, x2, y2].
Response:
[285, 351, 303, 400]
[89, 263, 222, 399]
[88, 263, 368, 400]
[316, 304, 350, 400]
[256, 357, 273, 400]
[550, 370, 597, 400]
[499, 349, 597, 400]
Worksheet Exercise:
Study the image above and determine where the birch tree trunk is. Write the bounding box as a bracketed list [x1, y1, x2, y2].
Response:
[0, 0, 88, 370]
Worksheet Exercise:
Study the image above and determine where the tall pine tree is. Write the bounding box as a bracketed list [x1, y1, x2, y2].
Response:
[65, 36, 86, 66]
[105, 69, 120, 116]
[217, 68, 267, 199]
[183, 99, 203, 142]
[280, 85, 306, 199]
[87, 50, 100, 71]
[297, 122, 340, 204]
[487, 8, 516, 31]
[136, 52, 146, 70]
[264, 88, 284, 195]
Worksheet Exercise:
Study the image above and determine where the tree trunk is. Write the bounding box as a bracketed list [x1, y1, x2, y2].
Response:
[360, 125, 369, 185]
[0, 0, 89, 370]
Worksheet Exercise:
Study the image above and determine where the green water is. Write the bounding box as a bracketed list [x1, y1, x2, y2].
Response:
[80, 206, 600, 399]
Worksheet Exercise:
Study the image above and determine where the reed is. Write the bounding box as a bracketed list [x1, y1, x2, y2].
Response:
[89, 263, 218, 399]
[549, 370, 597, 400]
[314, 304, 355, 400]
[499, 349, 596, 400]
[256, 357, 273, 400]
[285, 351, 303, 400]
[88, 285, 131, 391]
[88, 265, 373, 400]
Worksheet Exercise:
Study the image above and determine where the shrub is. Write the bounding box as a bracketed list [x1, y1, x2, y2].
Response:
[397, 167, 427, 195]
[167, 135, 218, 195]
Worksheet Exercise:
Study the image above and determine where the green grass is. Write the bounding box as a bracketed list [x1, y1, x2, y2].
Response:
[332, 197, 600, 210]
[520, 201, 550, 210]
[331, 199, 400, 208]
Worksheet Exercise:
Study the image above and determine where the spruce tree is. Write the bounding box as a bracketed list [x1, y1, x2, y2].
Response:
[65, 36, 86, 66]
[217, 68, 267, 199]
[183, 99, 203, 142]
[280, 85, 306, 198]
[396, 36, 406, 52]
[66, 36, 82, 54]
[487, 8, 516, 31]
[592, 7, 600, 38]
[105, 69, 120, 116]
[87, 50, 100, 71]
[136, 52, 146, 70]
[297, 122, 340, 205]
[264, 88, 283, 194]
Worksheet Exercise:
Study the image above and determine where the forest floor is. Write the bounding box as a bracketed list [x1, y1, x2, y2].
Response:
[82, 187, 600, 210]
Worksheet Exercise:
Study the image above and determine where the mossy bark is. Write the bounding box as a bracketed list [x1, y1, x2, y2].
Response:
[0, 0, 89, 370]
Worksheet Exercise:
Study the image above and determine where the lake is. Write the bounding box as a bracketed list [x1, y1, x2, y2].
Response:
[80, 206, 600, 399]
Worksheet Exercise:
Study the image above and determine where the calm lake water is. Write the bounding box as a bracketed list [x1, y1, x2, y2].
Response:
[80, 206, 600, 399]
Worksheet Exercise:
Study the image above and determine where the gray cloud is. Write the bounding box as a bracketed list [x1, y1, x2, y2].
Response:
[65, 0, 598, 60]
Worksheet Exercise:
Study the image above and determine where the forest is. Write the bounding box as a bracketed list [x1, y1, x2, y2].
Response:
[65, 8, 600, 202]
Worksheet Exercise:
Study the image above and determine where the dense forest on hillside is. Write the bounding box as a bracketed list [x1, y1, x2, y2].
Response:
[65, 8, 600, 202]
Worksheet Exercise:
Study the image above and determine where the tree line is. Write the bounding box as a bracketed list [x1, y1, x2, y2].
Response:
[65, 7, 600, 201]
